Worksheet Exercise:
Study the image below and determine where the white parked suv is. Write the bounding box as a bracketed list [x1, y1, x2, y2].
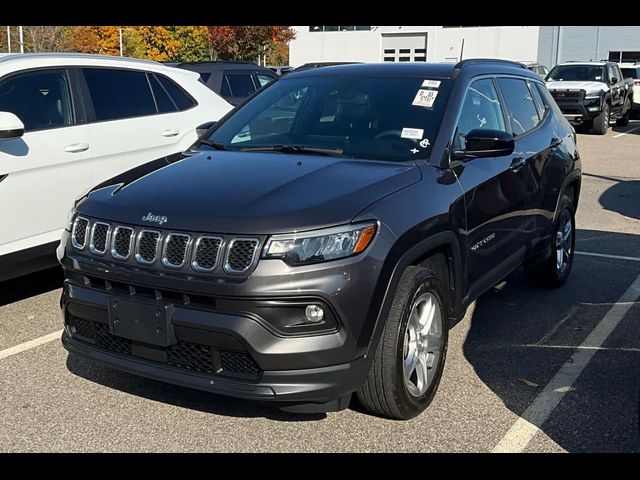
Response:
[0, 53, 233, 281]
[619, 62, 640, 115]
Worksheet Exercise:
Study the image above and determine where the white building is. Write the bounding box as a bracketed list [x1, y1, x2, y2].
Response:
[289, 26, 640, 68]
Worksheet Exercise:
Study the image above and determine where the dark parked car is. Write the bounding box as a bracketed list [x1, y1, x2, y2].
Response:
[59, 60, 581, 419]
[172, 61, 277, 106]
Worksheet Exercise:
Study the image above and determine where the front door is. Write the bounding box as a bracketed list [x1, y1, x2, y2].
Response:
[0, 68, 94, 256]
[452, 77, 528, 300]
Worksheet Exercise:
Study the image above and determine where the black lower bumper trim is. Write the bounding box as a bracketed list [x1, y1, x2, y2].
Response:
[62, 331, 369, 406]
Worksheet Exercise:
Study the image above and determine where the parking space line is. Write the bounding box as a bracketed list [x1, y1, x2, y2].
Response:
[576, 251, 640, 263]
[516, 344, 640, 353]
[492, 273, 640, 453]
[613, 126, 640, 138]
[0, 330, 63, 361]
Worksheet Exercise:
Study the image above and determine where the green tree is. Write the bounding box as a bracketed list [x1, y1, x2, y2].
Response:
[170, 26, 210, 62]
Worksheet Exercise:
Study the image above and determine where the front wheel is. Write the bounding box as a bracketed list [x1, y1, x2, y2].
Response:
[592, 104, 610, 135]
[357, 257, 449, 420]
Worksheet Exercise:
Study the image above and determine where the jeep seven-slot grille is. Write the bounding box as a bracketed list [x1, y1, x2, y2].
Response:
[193, 237, 222, 271]
[72, 217, 89, 249]
[112, 227, 133, 259]
[69, 317, 261, 379]
[71, 217, 261, 276]
[163, 234, 190, 268]
[225, 239, 259, 273]
[136, 231, 160, 264]
[90, 223, 109, 254]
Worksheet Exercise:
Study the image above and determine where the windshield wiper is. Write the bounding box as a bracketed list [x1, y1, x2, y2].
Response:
[239, 145, 346, 156]
[195, 139, 235, 151]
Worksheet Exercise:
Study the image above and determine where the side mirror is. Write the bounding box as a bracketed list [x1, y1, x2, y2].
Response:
[0, 112, 25, 140]
[452, 129, 515, 160]
[196, 121, 216, 137]
[610, 77, 618, 84]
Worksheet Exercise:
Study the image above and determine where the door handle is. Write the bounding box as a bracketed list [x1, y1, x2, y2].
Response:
[509, 157, 526, 173]
[161, 129, 179, 137]
[550, 137, 562, 149]
[64, 143, 90, 153]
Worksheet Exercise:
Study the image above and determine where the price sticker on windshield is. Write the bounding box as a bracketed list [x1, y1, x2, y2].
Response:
[412, 88, 438, 108]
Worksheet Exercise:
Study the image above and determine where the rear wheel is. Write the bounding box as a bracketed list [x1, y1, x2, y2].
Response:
[525, 194, 576, 288]
[616, 99, 631, 127]
[357, 257, 449, 419]
[592, 103, 610, 135]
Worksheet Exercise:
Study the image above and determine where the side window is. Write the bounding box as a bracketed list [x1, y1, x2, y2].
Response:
[256, 74, 275, 88]
[528, 81, 547, 119]
[149, 74, 177, 114]
[608, 65, 617, 83]
[455, 78, 506, 148]
[84, 68, 155, 121]
[0, 69, 73, 132]
[156, 75, 196, 111]
[199, 72, 212, 84]
[223, 74, 257, 98]
[496, 78, 541, 135]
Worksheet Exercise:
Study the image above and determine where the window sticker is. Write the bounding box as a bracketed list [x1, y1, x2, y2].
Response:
[421, 79, 441, 89]
[401, 127, 424, 140]
[419, 138, 430, 148]
[412, 89, 438, 108]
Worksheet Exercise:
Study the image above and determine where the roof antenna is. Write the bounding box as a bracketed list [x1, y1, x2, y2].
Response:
[460, 38, 465, 61]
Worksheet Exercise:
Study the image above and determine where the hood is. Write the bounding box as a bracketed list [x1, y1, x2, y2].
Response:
[78, 150, 421, 234]
[546, 80, 609, 92]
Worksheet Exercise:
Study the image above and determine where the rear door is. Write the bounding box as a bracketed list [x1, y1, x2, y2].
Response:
[0, 68, 93, 256]
[80, 67, 198, 185]
[607, 64, 624, 110]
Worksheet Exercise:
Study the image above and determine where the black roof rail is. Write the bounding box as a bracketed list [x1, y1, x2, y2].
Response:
[454, 58, 526, 70]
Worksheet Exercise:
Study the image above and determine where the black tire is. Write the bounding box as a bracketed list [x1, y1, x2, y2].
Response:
[592, 103, 609, 135]
[357, 256, 450, 420]
[616, 99, 631, 127]
[525, 194, 576, 289]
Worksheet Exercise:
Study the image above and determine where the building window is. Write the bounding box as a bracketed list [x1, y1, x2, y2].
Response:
[309, 26, 372, 32]
[609, 51, 640, 62]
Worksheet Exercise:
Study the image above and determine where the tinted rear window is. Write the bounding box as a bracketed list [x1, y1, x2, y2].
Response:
[84, 68, 155, 121]
[223, 74, 257, 98]
[157, 75, 195, 111]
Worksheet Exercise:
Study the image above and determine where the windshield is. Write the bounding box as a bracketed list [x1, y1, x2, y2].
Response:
[204, 74, 452, 162]
[546, 65, 605, 82]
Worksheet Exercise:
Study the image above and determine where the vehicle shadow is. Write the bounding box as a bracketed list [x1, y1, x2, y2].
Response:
[612, 119, 640, 134]
[65, 354, 326, 422]
[598, 178, 640, 220]
[0, 267, 63, 307]
[462, 229, 640, 452]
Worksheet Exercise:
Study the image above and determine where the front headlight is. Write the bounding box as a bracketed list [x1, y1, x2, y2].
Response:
[264, 222, 378, 266]
[585, 90, 602, 99]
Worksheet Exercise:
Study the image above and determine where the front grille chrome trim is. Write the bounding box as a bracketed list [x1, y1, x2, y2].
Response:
[134, 230, 161, 265]
[89, 222, 111, 255]
[224, 237, 260, 274]
[191, 235, 223, 272]
[111, 226, 135, 260]
[162, 233, 192, 269]
[71, 217, 90, 250]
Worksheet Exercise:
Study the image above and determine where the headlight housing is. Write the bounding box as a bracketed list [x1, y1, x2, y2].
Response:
[584, 90, 602, 99]
[264, 222, 377, 266]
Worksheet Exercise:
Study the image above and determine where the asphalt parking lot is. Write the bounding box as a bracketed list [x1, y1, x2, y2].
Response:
[1, 121, 639, 453]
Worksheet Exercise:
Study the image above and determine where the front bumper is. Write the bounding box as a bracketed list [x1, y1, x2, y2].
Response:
[550, 92, 602, 124]
[59, 224, 395, 409]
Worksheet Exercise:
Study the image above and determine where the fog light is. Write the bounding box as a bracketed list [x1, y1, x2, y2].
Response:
[305, 304, 324, 323]
[588, 107, 600, 112]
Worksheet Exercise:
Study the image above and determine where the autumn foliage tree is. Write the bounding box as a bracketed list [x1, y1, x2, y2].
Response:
[208, 26, 295, 64]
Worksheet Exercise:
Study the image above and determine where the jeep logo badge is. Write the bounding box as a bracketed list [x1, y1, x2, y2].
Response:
[142, 212, 168, 225]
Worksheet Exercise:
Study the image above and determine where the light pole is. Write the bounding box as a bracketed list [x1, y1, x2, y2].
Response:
[18, 25, 24, 54]
[6, 26, 10, 53]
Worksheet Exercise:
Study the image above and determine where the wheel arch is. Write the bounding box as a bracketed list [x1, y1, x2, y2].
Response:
[362, 229, 464, 362]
